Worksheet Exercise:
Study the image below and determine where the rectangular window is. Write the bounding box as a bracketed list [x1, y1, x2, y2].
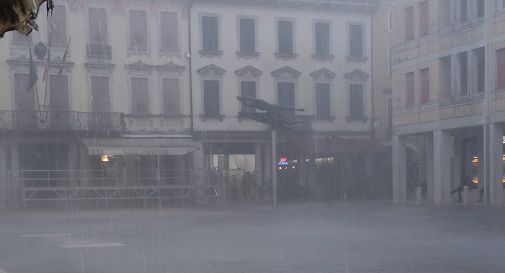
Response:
[49, 75, 69, 111]
[349, 24, 364, 58]
[89, 8, 108, 45]
[405, 6, 414, 41]
[277, 82, 295, 116]
[460, 0, 468, 23]
[160, 12, 178, 51]
[439, 1, 451, 29]
[239, 18, 256, 54]
[419, 1, 429, 36]
[474, 47, 485, 93]
[129, 10, 148, 50]
[202, 16, 219, 52]
[49, 5, 67, 45]
[162, 78, 180, 116]
[316, 83, 331, 119]
[277, 20, 294, 55]
[497, 49, 505, 90]
[439, 56, 452, 99]
[405, 72, 415, 107]
[315, 22, 330, 57]
[131, 77, 149, 116]
[349, 84, 364, 120]
[91, 76, 110, 112]
[240, 81, 256, 113]
[204, 80, 220, 117]
[14, 74, 36, 111]
[419, 68, 430, 104]
[476, 0, 484, 18]
[458, 52, 468, 95]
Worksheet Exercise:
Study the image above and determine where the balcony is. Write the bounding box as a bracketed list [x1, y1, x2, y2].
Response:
[0, 111, 124, 132]
[87, 44, 112, 59]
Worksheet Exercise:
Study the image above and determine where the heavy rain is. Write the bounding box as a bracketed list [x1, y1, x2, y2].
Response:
[0, 0, 504, 272]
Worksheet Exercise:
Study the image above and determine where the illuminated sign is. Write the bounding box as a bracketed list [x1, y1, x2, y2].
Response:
[278, 156, 289, 166]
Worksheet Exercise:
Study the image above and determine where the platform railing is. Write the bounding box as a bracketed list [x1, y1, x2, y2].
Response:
[8, 169, 218, 209]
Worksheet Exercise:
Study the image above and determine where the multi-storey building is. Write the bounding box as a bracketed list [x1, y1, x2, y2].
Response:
[391, 0, 505, 205]
[190, 0, 383, 200]
[0, 0, 385, 208]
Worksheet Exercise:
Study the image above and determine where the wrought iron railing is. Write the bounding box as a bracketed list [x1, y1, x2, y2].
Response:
[87, 44, 112, 59]
[0, 110, 125, 131]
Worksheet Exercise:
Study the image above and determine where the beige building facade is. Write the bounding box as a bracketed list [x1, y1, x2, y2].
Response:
[391, 0, 505, 205]
[0, 0, 388, 208]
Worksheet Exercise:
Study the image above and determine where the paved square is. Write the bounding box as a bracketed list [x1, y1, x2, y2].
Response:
[0, 202, 504, 273]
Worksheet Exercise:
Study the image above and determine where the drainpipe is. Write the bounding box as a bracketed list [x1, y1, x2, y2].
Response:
[370, 11, 375, 142]
[483, 0, 493, 205]
[188, 0, 194, 135]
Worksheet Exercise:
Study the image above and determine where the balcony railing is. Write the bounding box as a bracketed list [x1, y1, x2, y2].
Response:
[0, 111, 125, 132]
[87, 44, 112, 59]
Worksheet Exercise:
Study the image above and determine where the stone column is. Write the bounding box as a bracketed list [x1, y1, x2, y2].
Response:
[393, 134, 407, 203]
[68, 141, 79, 187]
[192, 144, 205, 186]
[9, 142, 21, 208]
[433, 130, 452, 204]
[0, 142, 7, 209]
[490, 123, 504, 206]
[425, 134, 434, 202]
[78, 143, 89, 187]
[452, 137, 462, 197]
[254, 144, 263, 190]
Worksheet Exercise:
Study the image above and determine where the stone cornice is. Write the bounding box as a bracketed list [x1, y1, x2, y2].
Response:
[192, 0, 379, 13]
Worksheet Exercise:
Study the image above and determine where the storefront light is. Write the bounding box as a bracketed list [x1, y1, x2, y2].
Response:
[471, 156, 479, 166]
[472, 177, 479, 185]
[101, 155, 110, 162]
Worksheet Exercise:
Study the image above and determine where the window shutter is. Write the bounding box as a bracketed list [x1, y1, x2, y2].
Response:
[277, 82, 295, 116]
[240, 81, 256, 113]
[14, 74, 36, 111]
[497, 49, 505, 90]
[89, 8, 108, 45]
[204, 80, 220, 116]
[163, 79, 180, 116]
[405, 6, 414, 41]
[349, 24, 363, 57]
[405, 72, 415, 107]
[420, 69, 430, 104]
[131, 78, 149, 116]
[49, 75, 69, 111]
[316, 83, 330, 118]
[161, 12, 178, 50]
[240, 18, 255, 53]
[419, 1, 429, 36]
[315, 22, 330, 57]
[91, 76, 110, 112]
[350, 84, 364, 119]
[130, 10, 148, 50]
[278, 21, 293, 54]
[202, 16, 218, 52]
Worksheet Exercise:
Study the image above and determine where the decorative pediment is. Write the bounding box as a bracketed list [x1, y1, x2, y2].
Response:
[271, 66, 301, 78]
[125, 60, 155, 71]
[310, 68, 336, 80]
[197, 64, 225, 76]
[157, 61, 185, 73]
[235, 65, 262, 77]
[344, 69, 369, 82]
